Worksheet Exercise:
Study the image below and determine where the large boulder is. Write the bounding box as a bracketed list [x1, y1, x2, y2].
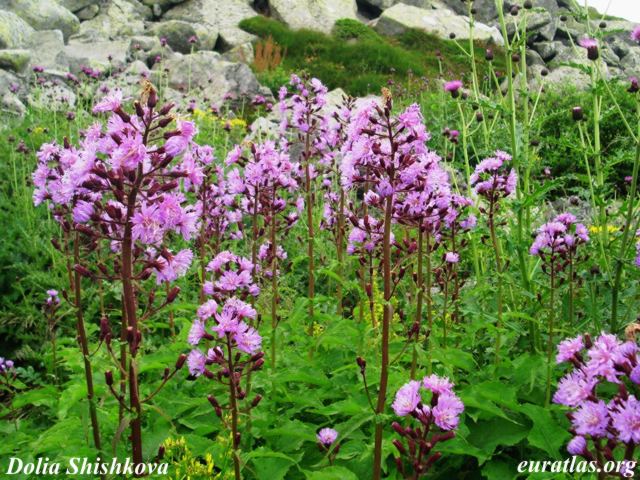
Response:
[64, 38, 130, 73]
[73, 0, 150, 41]
[0, 0, 79, 41]
[59, 0, 98, 14]
[164, 0, 256, 50]
[374, 3, 503, 44]
[26, 30, 68, 70]
[0, 49, 30, 72]
[439, 0, 497, 24]
[0, 11, 34, 48]
[156, 50, 272, 107]
[149, 20, 217, 53]
[269, 0, 358, 34]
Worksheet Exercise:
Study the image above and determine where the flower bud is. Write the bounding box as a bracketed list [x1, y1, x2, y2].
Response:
[105, 370, 113, 386]
[572, 106, 583, 121]
[356, 356, 366, 373]
[251, 395, 263, 408]
[252, 358, 265, 371]
[166, 286, 180, 303]
[176, 353, 187, 370]
[207, 395, 220, 408]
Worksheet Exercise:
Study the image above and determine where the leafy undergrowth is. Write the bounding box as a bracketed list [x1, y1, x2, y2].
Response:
[239, 16, 506, 96]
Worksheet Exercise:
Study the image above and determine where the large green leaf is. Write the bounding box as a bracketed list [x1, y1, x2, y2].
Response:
[519, 404, 570, 459]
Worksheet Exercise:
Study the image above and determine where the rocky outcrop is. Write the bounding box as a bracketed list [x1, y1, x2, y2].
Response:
[0, 0, 79, 41]
[156, 50, 272, 106]
[0, 11, 35, 48]
[269, 0, 358, 34]
[374, 3, 503, 44]
[163, 0, 256, 50]
[2, 0, 640, 117]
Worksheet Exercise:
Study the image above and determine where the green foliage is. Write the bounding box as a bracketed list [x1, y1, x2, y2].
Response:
[239, 16, 504, 96]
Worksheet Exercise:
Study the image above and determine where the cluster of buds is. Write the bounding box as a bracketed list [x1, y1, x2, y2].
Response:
[391, 375, 464, 478]
[553, 332, 639, 473]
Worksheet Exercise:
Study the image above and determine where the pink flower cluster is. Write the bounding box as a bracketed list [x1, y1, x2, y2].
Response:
[391, 374, 464, 477]
[530, 213, 589, 263]
[203, 251, 260, 300]
[470, 150, 517, 200]
[554, 332, 640, 463]
[33, 86, 199, 284]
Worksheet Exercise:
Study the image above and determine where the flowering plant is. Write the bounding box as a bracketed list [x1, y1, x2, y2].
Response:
[554, 332, 639, 474]
[391, 374, 464, 478]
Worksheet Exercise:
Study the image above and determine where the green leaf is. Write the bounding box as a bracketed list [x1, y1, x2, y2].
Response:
[520, 404, 570, 459]
[467, 417, 530, 463]
[245, 448, 301, 480]
[304, 466, 359, 479]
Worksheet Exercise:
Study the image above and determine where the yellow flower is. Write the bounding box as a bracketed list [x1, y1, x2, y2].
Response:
[589, 225, 619, 235]
[33, 126, 44, 134]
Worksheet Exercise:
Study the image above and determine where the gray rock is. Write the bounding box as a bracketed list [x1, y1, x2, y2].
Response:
[76, 4, 100, 20]
[556, 14, 587, 41]
[156, 51, 272, 107]
[532, 40, 561, 62]
[541, 65, 590, 90]
[73, 0, 150, 41]
[439, 0, 497, 24]
[269, 0, 358, 34]
[0, 68, 23, 93]
[26, 30, 68, 70]
[2, 91, 26, 116]
[620, 49, 640, 76]
[374, 3, 503, 44]
[65, 38, 129, 72]
[526, 48, 545, 67]
[0, 0, 80, 41]
[149, 20, 217, 53]
[127, 35, 164, 64]
[59, 0, 98, 13]
[99, 59, 150, 98]
[0, 49, 30, 72]
[222, 41, 254, 63]
[0, 11, 34, 49]
[140, 0, 186, 14]
[164, 0, 256, 50]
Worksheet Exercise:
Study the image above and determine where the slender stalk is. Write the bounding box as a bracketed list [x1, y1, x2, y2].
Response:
[304, 121, 315, 328]
[545, 263, 556, 407]
[410, 228, 424, 379]
[122, 169, 144, 468]
[72, 233, 102, 453]
[226, 337, 242, 480]
[270, 201, 279, 370]
[336, 188, 346, 315]
[425, 232, 433, 375]
[372, 194, 394, 480]
[610, 131, 640, 331]
[488, 201, 504, 364]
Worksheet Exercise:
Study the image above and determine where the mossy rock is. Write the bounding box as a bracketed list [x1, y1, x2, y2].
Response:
[0, 48, 30, 72]
[0, 0, 79, 41]
[0, 11, 34, 49]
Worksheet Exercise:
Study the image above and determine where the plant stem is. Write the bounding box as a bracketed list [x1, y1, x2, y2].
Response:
[227, 337, 242, 480]
[304, 122, 315, 329]
[122, 171, 144, 468]
[545, 264, 556, 407]
[610, 134, 640, 331]
[72, 233, 102, 453]
[488, 202, 504, 364]
[336, 188, 346, 315]
[411, 228, 424, 379]
[372, 194, 394, 480]
[270, 201, 279, 370]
